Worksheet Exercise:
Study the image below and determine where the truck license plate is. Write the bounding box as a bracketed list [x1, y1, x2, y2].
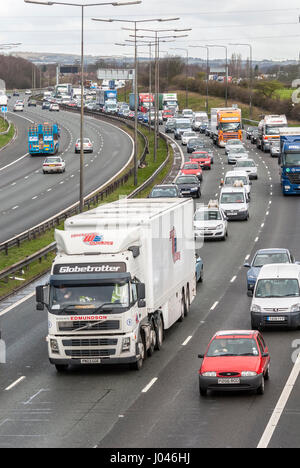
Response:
[267, 317, 286, 322]
[81, 359, 102, 364]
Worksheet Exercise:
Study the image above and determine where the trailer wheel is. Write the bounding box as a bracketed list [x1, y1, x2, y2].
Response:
[154, 314, 164, 351]
[178, 293, 186, 322]
[185, 287, 190, 317]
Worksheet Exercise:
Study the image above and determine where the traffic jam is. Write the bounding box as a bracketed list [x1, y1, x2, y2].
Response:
[156, 105, 300, 397]
[22, 81, 300, 399]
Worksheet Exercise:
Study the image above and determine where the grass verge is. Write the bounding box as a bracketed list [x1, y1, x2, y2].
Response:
[0, 119, 15, 149]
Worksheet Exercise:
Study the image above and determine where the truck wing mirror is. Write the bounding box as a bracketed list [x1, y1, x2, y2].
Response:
[36, 285, 44, 304]
[136, 283, 146, 301]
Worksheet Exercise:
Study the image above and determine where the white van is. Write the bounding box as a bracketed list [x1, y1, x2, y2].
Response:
[251, 264, 300, 330]
[222, 171, 252, 199]
[219, 182, 249, 221]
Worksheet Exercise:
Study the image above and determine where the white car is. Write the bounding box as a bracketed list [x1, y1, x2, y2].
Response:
[50, 103, 60, 112]
[43, 156, 65, 174]
[222, 170, 252, 199]
[13, 103, 24, 112]
[251, 263, 300, 330]
[75, 138, 93, 154]
[233, 159, 258, 180]
[25, 89, 32, 96]
[227, 147, 249, 164]
[182, 109, 194, 119]
[219, 183, 249, 221]
[194, 201, 228, 241]
[181, 131, 197, 146]
[225, 139, 244, 155]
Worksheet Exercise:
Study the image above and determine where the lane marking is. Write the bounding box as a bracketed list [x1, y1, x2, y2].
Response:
[0, 153, 29, 172]
[230, 276, 237, 283]
[0, 292, 35, 318]
[258, 353, 300, 448]
[210, 301, 219, 311]
[182, 336, 192, 346]
[141, 378, 158, 393]
[5, 376, 26, 391]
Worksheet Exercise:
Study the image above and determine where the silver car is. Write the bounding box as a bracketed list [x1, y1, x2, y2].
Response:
[227, 147, 249, 164]
[75, 138, 93, 154]
[270, 140, 281, 158]
[233, 159, 258, 180]
[43, 156, 65, 174]
[225, 139, 244, 155]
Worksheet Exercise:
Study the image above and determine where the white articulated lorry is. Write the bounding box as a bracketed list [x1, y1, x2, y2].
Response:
[36, 198, 196, 372]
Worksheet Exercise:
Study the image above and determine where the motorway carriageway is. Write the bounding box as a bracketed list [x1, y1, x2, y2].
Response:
[0, 120, 300, 448]
[0, 95, 133, 244]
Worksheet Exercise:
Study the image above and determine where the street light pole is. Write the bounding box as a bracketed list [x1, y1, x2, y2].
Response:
[190, 45, 209, 113]
[95, 17, 180, 184]
[207, 44, 228, 107]
[25, 0, 142, 212]
[230, 43, 253, 120]
[171, 47, 189, 108]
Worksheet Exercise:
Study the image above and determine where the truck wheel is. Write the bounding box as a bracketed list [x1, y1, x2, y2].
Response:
[147, 320, 156, 357]
[130, 335, 146, 371]
[154, 314, 164, 351]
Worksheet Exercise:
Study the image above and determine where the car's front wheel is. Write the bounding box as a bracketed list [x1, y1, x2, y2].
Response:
[257, 376, 265, 395]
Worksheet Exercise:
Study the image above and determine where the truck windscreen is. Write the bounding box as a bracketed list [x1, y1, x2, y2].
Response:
[284, 153, 300, 166]
[219, 123, 241, 132]
[50, 283, 129, 313]
[266, 126, 286, 135]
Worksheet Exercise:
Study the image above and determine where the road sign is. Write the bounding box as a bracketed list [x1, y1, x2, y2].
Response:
[97, 69, 135, 80]
[1, 106, 7, 113]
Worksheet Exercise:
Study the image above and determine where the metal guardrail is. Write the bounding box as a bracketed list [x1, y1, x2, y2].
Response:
[0, 108, 149, 255]
[0, 242, 56, 283]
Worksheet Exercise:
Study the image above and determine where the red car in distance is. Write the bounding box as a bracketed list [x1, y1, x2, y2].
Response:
[163, 109, 174, 121]
[198, 330, 270, 396]
[180, 161, 203, 181]
[190, 151, 212, 170]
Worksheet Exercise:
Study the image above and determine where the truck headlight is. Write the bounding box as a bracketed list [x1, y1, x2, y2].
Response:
[251, 304, 261, 313]
[50, 339, 60, 354]
[122, 337, 131, 353]
[291, 304, 300, 313]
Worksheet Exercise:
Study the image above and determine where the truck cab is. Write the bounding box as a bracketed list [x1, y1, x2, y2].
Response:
[279, 128, 300, 195]
[257, 115, 288, 152]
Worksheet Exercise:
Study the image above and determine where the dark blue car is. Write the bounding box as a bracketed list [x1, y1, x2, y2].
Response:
[244, 248, 295, 296]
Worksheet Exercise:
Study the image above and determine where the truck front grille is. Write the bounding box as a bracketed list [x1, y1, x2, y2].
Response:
[62, 338, 118, 347]
[65, 349, 116, 358]
[58, 320, 120, 332]
[287, 174, 300, 185]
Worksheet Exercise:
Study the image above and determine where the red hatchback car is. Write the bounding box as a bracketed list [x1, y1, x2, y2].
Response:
[198, 330, 270, 396]
[181, 161, 203, 181]
[190, 152, 212, 170]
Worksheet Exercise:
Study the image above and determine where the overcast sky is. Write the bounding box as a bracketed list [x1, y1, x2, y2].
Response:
[2, 0, 300, 61]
